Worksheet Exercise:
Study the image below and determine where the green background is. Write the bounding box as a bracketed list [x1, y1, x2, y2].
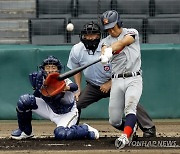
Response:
[0, 44, 180, 120]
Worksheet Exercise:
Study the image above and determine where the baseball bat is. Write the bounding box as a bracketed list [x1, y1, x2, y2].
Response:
[58, 58, 101, 81]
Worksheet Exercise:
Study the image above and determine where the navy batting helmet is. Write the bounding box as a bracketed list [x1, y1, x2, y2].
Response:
[80, 21, 101, 52]
[101, 10, 123, 30]
[39, 55, 63, 72]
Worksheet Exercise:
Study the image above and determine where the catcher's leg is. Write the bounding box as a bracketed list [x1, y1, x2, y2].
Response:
[54, 124, 99, 140]
[76, 108, 81, 125]
[11, 94, 38, 140]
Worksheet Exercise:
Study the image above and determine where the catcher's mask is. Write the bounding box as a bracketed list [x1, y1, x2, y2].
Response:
[101, 10, 123, 30]
[80, 21, 101, 54]
[39, 55, 63, 75]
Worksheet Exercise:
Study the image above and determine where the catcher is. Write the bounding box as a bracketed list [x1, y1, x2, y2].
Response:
[11, 55, 99, 140]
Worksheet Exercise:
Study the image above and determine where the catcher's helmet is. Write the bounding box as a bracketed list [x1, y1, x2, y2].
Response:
[101, 10, 123, 30]
[80, 21, 101, 53]
[39, 55, 63, 72]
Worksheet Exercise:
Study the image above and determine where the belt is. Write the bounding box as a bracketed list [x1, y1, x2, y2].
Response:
[112, 71, 141, 79]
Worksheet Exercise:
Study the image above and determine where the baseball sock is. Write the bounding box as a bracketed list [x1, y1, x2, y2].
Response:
[123, 114, 137, 138]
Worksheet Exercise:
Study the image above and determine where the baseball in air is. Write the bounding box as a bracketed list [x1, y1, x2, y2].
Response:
[66, 23, 74, 31]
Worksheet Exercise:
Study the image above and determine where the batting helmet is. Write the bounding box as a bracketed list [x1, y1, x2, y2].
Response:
[39, 55, 63, 72]
[80, 21, 101, 53]
[101, 10, 123, 30]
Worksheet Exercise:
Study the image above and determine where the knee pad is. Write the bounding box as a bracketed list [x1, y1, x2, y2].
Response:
[66, 126, 76, 140]
[54, 126, 67, 140]
[17, 94, 38, 112]
[66, 125, 90, 140]
[54, 126, 76, 140]
[17, 108, 32, 135]
[66, 125, 89, 139]
[54, 125, 89, 140]
[74, 124, 88, 139]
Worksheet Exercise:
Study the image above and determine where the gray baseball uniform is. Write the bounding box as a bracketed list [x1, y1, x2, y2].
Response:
[67, 38, 154, 130]
[102, 28, 143, 128]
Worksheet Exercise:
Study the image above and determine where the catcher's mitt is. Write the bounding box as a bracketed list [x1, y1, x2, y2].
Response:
[41, 72, 66, 97]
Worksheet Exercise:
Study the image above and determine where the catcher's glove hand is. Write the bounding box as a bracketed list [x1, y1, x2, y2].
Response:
[29, 71, 44, 90]
[40, 72, 66, 97]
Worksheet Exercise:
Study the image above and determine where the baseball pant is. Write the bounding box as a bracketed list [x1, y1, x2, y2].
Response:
[77, 82, 155, 130]
[33, 97, 78, 127]
[109, 76, 142, 127]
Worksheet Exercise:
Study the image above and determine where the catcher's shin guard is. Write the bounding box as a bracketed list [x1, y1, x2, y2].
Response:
[54, 125, 89, 140]
[54, 126, 67, 140]
[83, 123, 99, 139]
[66, 124, 99, 140]
[70, 125, 89, 139]
[16, 108, 32, 135]
[15, 94, 37, 135]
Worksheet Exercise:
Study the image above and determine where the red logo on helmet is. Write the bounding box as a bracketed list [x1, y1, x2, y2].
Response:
[103, 18, 109, 25]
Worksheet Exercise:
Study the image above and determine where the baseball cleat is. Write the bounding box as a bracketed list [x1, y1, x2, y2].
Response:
[83, 123, 99, 139]
[115, 133, 129, 149]
[11, 129, 34, 140]
[115, 124, 137, 149]
[143, 126, 156, 138]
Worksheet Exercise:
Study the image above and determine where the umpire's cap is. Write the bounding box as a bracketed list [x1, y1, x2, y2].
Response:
[101, 10, 122, 30]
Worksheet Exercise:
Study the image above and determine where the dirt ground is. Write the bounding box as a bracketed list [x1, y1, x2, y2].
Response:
[0, 119, 180, 154]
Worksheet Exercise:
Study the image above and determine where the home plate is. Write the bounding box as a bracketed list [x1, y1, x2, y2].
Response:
[84, 144, 92, 147]
[46, 143, 69, 146]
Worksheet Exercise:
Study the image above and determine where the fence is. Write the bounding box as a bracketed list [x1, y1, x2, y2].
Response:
[0, 0, 180, 44]
[0, 44, 180, 119]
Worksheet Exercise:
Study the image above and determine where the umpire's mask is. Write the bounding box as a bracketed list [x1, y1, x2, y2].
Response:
[80, 21, 101, 54]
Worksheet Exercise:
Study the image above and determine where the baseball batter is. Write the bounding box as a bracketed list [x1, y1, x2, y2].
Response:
[67, 21, 156, 138]
[100, 10, 143, 149]
[11, 55, 99, 140]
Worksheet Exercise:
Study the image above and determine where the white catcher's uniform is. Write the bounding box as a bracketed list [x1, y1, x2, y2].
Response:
[102, 28, 143, 128]
[32, 78, 78, 128]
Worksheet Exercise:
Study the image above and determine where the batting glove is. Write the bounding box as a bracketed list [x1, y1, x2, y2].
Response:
[104, 47, 113, 60]
[100, 55, 109, 64]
